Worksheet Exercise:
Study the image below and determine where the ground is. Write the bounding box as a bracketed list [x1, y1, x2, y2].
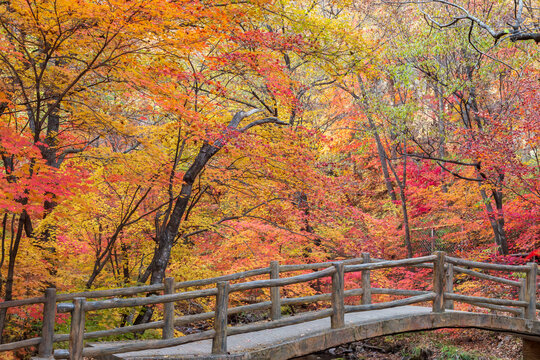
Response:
[294, 329, 522, 360]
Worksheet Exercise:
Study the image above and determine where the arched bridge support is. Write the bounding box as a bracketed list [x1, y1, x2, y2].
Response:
[247, 310, 540, 360]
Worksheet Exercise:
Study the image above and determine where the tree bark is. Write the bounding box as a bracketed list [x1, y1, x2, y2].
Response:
[479, 188, 509, 255]
[0, 212, 28, 342]
[357, 77, 397, 202]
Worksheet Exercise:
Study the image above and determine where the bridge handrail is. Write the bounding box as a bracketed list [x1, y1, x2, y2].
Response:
[60, 287, 439, 343]
[446, 256, 530, 272]
[229, 266, 335, 292]
[1, 252, 538, 359]
[344, 255, 437, 272]
[0, 254, 533, 307]
[0, 296, 47, 310]
[345, 292, 436, 312]
[83, 288, 218, 312]
[452, 265, 521, 287]
[445, 293, 528, 308]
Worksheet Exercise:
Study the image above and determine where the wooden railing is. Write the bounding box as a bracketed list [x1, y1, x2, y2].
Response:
[0, 252, 538, 360]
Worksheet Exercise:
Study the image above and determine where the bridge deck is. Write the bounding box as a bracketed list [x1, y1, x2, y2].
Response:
[99, 306, 432, 359]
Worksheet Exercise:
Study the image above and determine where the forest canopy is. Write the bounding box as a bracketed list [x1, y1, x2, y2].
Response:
[0, 0, 539, 347]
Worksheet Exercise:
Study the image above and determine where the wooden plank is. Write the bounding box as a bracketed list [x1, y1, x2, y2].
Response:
[453, 265, 521, 287]
[344, 288, 364, 297]
[84, 288, 218, 311]
[53, 320, 165, 342]
[445, 293, 528, 307]
[56, 268, 270, 302]
[227, 309, 334, 335]
[470, 302, 522, 315]
[361, 253, 371, 305]
[279, 258, 364, 272]
[525, 262, 538, 320]
[174, 301, 274, 327]
[38, 288, 57, 357]
[212, 281, 229, 355]
[370, 288, 429, 296]
[345, 255, 437, 273]
[57, 284, 164, 301]
[69, 298, 86, 360]
[282, 293, 332, 305]
[0, 337, 41, 352]
[331, 263, 345, 329]
[162, 277, 175, 340]
[57, 303, 75, 313]
[229, 267, 334, 292]
[270, 261, 281, 320]
[446, 257, 529, 272]
[432, 252, 445, 313]
[345, 293, 436, 312]
[0, 296, 45, 309]
[175, 267, 271, 289]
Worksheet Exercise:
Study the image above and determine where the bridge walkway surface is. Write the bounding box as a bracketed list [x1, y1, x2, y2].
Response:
[93, 306, 540, 360]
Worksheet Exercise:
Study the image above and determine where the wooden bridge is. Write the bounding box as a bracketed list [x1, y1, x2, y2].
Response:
[1, 252, 539, 360]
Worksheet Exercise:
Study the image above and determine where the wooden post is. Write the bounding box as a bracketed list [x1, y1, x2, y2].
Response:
[518, 279, 526, 318]
[361, 253, 371, 305]
[430, 228, 435, 253]
[163, 277, 175, 339]
[212, 281, 229, 354]
[69, 297, 86, 360]
[331, 262, 345, 329]
[432, 251, 445, 313]
[270, 261, 281, 320]
[525, 262, 537, 321]
[38, 288, 56, 359]
[445, 264, 454, 310]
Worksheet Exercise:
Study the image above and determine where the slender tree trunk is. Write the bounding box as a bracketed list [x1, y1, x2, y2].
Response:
[357, 77, 397, 201]
[397, 154, 413, 258]
[0, 213, 27, 342]
[463, 77, 509, 255]
[434, 83, 448, 193]
[399, 185, 414, 258]
[479, 189, 508, 255]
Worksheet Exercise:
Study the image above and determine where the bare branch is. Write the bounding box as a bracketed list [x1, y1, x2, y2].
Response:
[239, 117, 289, 132]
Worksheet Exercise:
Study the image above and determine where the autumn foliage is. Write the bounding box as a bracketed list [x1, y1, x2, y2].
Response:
[0, 0, 539, 350]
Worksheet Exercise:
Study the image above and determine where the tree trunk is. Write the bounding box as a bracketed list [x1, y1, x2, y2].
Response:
[397, 153, 413, 258]
[133, 111, 287, 325]
[357, 77, 397, 202]
[399, 186, 414, 258]
[479, 189, 508, 255]
[0, 213, 27, 342]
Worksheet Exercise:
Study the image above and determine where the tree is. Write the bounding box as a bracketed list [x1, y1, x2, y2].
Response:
[391, 0, 540, 43]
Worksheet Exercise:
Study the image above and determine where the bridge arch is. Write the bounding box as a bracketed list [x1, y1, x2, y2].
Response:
[242, 309, 540, 360]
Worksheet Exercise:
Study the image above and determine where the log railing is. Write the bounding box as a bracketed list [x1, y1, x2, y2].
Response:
[0, 252, 537, 359]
